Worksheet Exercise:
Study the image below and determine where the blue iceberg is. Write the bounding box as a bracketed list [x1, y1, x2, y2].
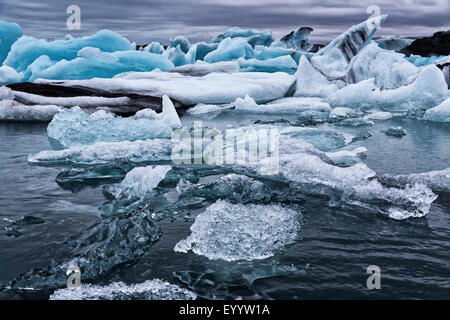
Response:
[0, 21, 22, 64]
[4, 29, 133, 73]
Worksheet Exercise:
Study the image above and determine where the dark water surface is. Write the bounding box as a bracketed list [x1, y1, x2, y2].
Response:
[0, 117, 449, 299]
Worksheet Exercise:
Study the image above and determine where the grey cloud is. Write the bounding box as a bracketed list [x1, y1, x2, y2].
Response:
[0, 0, 449, 44]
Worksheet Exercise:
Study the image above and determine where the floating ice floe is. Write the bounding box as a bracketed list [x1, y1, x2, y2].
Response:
[38, 70, 295, 105]
[50, 279, 196, 300]
[325, 147, 367, 167]
[273, 153, 437, 219]
[174, 200, 301, 261]
[280, 126, 353, 151]
[326, 65, 448, 112]
[104, 165, 171, 201]
[363, 111, 393, 121]
[4, 30, 133, 73]
[383, 126, 407, 137]
[47, 95, 180, 148]
[28, 139, 176, 164]
[379, 168, 450, 194]
[0, 21, 22, 64]
[25, 47, 174, 81]
[423, 98, 450, 122]
[233, 95, 331, 115]
[177, 174, 272, 204]
[8, 208, 161, 290]
[329, 107, 356, 119]
[0, 86, 61, 122]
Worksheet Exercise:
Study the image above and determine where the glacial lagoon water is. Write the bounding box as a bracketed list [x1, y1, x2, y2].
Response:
[0, 115, 449, 299]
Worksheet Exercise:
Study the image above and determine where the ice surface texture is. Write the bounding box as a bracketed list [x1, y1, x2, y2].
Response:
[174, 200, 301, 261]
[50, 279, 196, 300]
[0, 21, 22, 64]
[47, 95, 180, 148]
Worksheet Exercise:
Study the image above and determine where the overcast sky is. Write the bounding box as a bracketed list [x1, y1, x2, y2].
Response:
[0, 0, 449, 44]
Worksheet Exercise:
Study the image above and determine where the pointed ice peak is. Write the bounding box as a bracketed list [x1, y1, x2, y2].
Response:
[311, 15, 389, 79]
[161, 95, 182, 129]
[316, 14, 388, 60]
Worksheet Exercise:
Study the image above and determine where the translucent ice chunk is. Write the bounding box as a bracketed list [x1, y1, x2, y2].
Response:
[174, 200, 301, 261]
[204, 37, 254, 63]
[47, 97, 180, 148]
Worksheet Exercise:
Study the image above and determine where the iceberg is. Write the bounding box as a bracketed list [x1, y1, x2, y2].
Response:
[47, 95, 180, 148]
[174, 200, 301, 261]
[186, 103, 232, 115]
[254, 45, 304, 63]
[271, 27, 313, 51]
[275, 153, 437, 219]
[423, 98, 450, 122]
[4, 30, 133, 73]
[363, 111, 393, 121]
[347, 42, 418, 89]
[169, 36, 191, 54]
[294, 55, 341, 98]
[0, 65, 22, 85]
[204, 38, 254, 63]
[311, 15, 388, 78]
[162, 45, 186, 67]
[190, 42, 218, 61]
[177, 174, 272, 204]
[25, 47, 174, 81]
[40, 70, 295, 105]
[238, 55, 297, 74]
[50, 279, 196, 300]
[143, 42, 164, 54]
[28, 139, 176, 165]
[326, 65, 448, 112]
[0, 21, 22, 64]
[212, 27, 274, 47]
